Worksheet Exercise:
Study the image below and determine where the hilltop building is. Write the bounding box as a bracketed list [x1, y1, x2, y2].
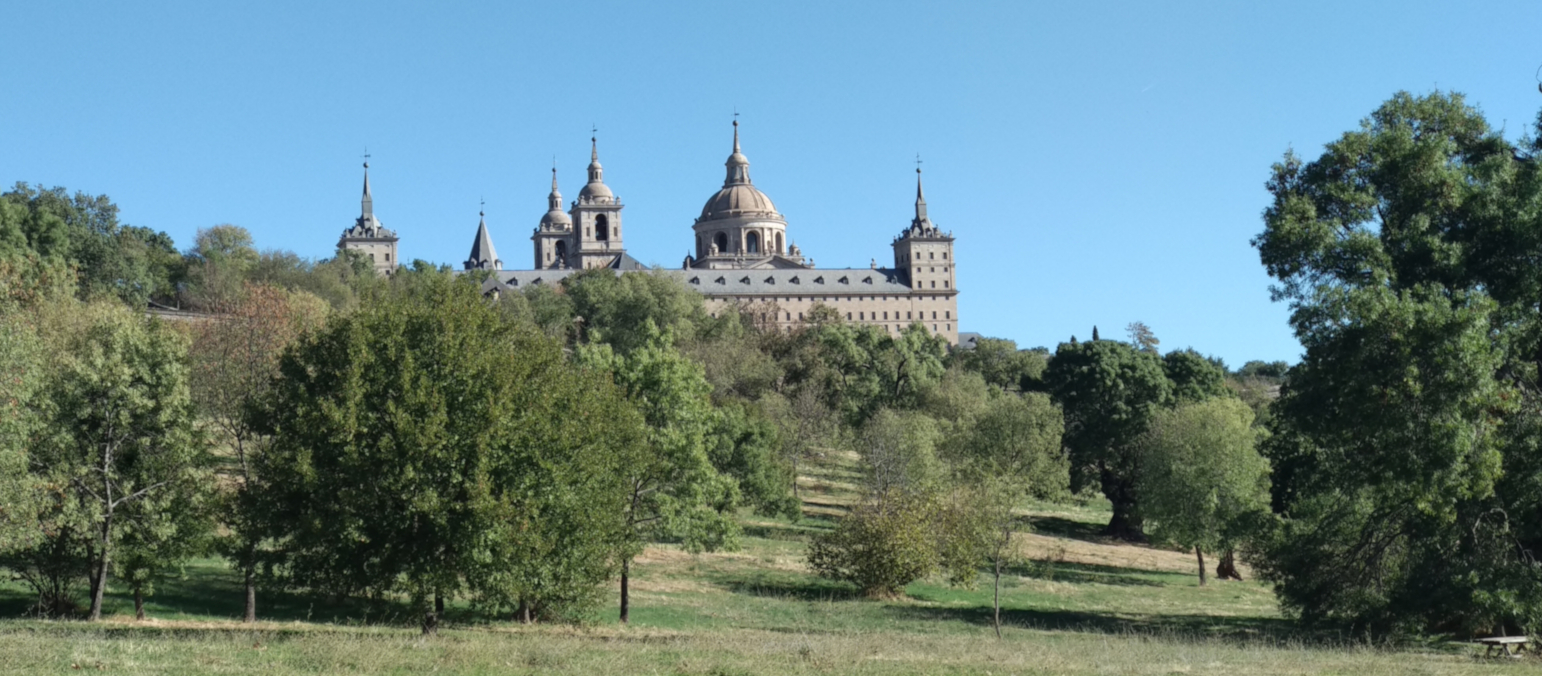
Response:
[339, 122, 960, 343]
[337, 162, 399, 277]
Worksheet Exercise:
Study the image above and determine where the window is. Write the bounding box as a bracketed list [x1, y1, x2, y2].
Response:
[944, 281, 949, 288]
[945, 311, 951, 319]
[930, 281, 936, 288]
[946, 324, 951, 331]
[596, 215, 610, 241]
[785, 312, 791, 320]
[714, 232, 728, 253]
[859, 312, 864, 320]
[798, 312, 804, 320]
[942, 252, 948, 260]
[932, 311, 937, 319]
[747, 231, 761, 254]
[907, 311, 912, 319]
[883, 312, 888, 320]
[929, 251, 935, 259]
[385, 253, 391, 262]
[775, 232, 783, 253]
[846, 312, 852, 320]
[369, 253, 376, 261]
[555, 241, 567, 260]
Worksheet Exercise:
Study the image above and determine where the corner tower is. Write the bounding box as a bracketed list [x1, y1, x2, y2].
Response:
[338, 160, 399, 276]
[891, 167, 955, 292]
[568, 136, 626, 269]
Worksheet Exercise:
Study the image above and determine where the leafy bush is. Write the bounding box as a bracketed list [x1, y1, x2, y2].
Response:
[807, 497, 936, 598]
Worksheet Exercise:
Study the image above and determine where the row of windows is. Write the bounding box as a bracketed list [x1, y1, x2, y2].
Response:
[900, 251, 949, 262]
[916, 280, 950, 289]
[724, 295, 950, 304]
[367, 252, 392, 263]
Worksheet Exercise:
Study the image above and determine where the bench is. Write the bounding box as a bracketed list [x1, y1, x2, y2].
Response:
[1477, 636, 1530, 658]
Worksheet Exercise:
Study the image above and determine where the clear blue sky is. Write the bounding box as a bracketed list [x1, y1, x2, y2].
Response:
[5, 1, 1541, 367]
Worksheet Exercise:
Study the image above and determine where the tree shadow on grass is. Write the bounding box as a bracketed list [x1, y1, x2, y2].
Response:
[885, 604, 1308, 644]
[1027, 515, 1110, 543]
[0, 564, 476, 628]
[1003, 560, 1170, 588]
[719, 577, 863, 603]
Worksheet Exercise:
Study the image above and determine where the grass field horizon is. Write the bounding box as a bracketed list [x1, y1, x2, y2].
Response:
[0, 451, 1522, 674]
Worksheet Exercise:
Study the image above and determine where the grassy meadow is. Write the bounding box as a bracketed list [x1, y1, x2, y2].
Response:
[0, 452, 1525, 674]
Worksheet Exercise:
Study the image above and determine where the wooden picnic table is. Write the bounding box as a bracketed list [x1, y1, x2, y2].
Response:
[1477, 636, 1530, 658]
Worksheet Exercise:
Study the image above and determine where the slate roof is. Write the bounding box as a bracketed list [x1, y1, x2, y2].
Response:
[478, 266, 923, 297]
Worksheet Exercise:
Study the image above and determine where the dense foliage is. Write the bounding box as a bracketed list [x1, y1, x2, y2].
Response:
[1253, 91, 1542, 635]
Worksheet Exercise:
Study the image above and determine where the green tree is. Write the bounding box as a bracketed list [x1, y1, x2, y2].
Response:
[1251, 90, 1542, 634]
[950, 337, 1047, 392]
[807, 495, 937, 598]
[576, 322, 739, 623]
[1043, 339, 1172, 540]
[1137, 398, 1270, 585]
[940, 393, 1067, 636]
[565, 269, 709, 353]
[1163, 349, 1231, 404]
[252, 272, 641, 632]
[1, 183, 182, 307]
[30, 303, 212, 620]
[182, 225, 259, 311]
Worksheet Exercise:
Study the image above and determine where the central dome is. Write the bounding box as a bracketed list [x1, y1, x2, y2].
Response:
[700, 184, 777, 220]
[697, 120, 783, 223]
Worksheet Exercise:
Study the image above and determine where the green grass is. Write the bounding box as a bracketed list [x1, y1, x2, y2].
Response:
[0, 452, 1529, 674]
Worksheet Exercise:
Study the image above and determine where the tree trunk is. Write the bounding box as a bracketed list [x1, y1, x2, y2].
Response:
[88, 518, 111, 621]
[435, 592, 444, 616]
[620, 559, 631, 624]
[422, 599, 439, 636]
[134, 584, 145, 620]
[518, 600, 532, 624]
[992, 556, 1003, 640]
[1216, 549, 1243, 581]
[244, 565, 257, 623]
[1195, 546, 1207, 587]
[1099, 469, 1145, 542]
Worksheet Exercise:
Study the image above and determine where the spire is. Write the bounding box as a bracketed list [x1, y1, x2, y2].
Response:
[465, 207, 501, 271]
[914, 166, 929, 223]
[910, 164, 933, 231]
[548, 165, 563, 211]
[361, 160, 374, 219]
[587, 134, 603, 184]
[724, 119, 751, 186]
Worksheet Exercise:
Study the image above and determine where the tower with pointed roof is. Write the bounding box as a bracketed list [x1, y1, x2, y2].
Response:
[891, 166, 955, 293]
[687, 120, 806, 269]
[567, 136, 627, 269]
[464, 208, 502, 270]
[338, 160, 399, 276]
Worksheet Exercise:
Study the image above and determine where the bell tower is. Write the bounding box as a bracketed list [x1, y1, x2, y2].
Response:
[569, 135, 626, 269]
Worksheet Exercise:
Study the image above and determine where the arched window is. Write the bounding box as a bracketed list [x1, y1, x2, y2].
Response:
[554, 240, 567, 262]
[595, 215, 609, 241]
[775, 232, 783, 253]
[746, 231, 760, 254]
[714, 232, 728, 254]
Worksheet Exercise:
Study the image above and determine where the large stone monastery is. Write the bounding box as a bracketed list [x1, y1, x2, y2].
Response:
[339, 121, 960, 344]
